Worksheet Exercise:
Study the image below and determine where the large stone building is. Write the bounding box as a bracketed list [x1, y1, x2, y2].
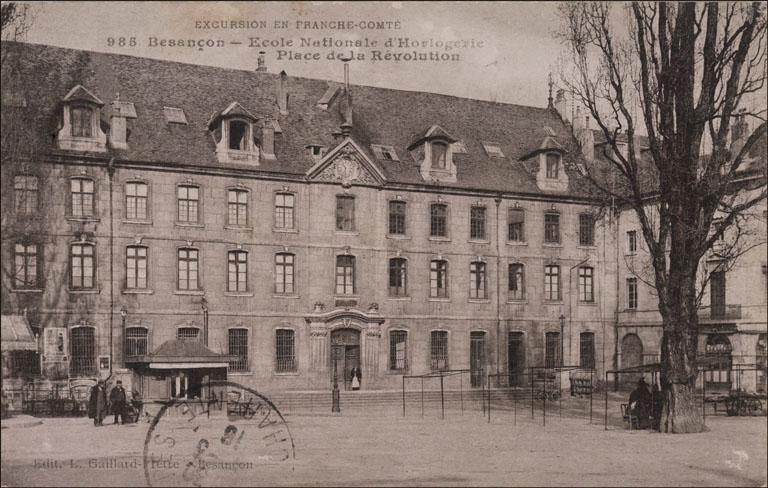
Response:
[1, 42, 763, 404]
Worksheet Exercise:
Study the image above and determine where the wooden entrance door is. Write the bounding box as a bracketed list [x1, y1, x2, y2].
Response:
[470, 331, 486, 388]
[330, 328, 361, 390]
[508, 332, 525, 386]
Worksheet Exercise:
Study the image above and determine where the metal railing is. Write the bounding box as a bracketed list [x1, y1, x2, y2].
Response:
[401, 369, 484, 419]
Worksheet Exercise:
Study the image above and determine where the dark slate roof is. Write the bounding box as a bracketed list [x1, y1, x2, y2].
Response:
[146, 339, 236, 363]
[2, 41, 597, 198]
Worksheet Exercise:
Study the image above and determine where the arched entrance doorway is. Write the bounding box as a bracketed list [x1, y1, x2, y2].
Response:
[331, 328, 361, 390]
[704, 334, 732, 394]
[621, 333, 643, 388]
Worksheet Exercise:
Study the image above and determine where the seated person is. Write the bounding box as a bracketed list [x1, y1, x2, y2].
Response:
[628, 377, 652, 428]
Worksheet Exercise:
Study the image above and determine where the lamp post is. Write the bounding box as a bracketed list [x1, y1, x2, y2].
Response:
[559, 314, 566, 367]
[120, 306, 127, 362]
[331, 347, 341, 413]
[201, 296, 209, 347]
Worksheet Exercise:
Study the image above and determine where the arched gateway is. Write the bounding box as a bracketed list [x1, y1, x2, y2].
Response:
[331, 328, 361, 390]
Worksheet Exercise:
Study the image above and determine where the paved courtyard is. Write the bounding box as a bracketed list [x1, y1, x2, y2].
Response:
[1, 405, 766, 487]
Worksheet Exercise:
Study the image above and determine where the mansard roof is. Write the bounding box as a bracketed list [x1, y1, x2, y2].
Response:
[2, 41, 597, 199]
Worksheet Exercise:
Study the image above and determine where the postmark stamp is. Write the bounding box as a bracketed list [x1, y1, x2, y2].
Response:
[143, 381, 295, 487]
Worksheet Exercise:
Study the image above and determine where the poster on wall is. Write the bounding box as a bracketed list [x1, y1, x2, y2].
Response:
[41, 327, 68, 380]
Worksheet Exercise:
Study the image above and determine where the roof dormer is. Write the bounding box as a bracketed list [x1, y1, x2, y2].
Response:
[57, 85, 107, 152]
[408, 124, 458, 183]
[520, 134, 569, 192]
[208, 102, 262, 164]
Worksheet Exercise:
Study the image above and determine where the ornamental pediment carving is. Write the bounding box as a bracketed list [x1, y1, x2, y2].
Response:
[307, 138, 386, 187]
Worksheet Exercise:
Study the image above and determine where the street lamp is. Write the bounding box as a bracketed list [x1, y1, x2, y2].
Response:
[201, 296, 209, 347]
[120, 306, 127, 361]
[559, 314, 566, 367]
[331, 347, 341, 413]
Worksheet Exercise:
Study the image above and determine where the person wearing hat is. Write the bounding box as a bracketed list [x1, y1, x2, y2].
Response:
[109, 380, 128, 425]
[628, 376, 652, 429]
[88, 380, 108, 427]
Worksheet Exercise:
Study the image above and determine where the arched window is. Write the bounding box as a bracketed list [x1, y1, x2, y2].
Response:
[70, 242, 95, 289]
[621, 333, 643, 388]
[430, 203, 448, 237]
[71, 326, 96, 375]
[430, 330, 448, 371]
[757, 334, 767, 393]
[126, 245, 148, 289]
[389, 258, 407, 297]
[228, 120, 249, 150]
[71, 177, 95, 217]
[125, 327, 148, 357]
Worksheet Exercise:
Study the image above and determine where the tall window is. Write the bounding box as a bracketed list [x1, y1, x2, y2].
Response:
[177, 248, 199, 290]
[125, 182, 148, 220]
[227, 189, 248, 227]
[14, 243, 38, 289]
[579, 214, 594, 246]
[126, 245, 148, 289]
[71, 177, 94, 217]
[432, 142, 447, 169]
[71, 106, 93, 137]
[430, 260, 448, 298]
[546, 154, 560, 178]
[275, 253, 295, 294]
[544, 264, 561, 301]
[627, 277, 638, 309]
[388, 200, 406, 235]
[228, 329, 249, 372]
[430, 203, 448, 237]
[470, 206, 486, 239]
[14, 175, 38, 215]
[544, 213, 560, 243]
[389, 258, 407, 297]
[579, 266, 594, 302]
[336, 255, 355, 295]
[470, 261, 487, 299]
[545, 331, 560, 368]
[335, 196, 355, 231]
[430, 331, 449, 371]
[710, 271, 726, 319]
[508, 208, 525, 241]
[228, 250, 248, 292]
[177, 185, 199, 223]
[229, 120, 248, 150]
[125, 327, 148, 357]
[580, 332, 595, 369]
[390, 330, 408, 371]
[275, 193, 294, 229]
[70, 327, 95, 375]
[177, 327, 200, 341]
[70, 243, 95, 289]
[275, 329, 296, 372]
[627, 230, 637, 253]
[508, 263, 525, 300]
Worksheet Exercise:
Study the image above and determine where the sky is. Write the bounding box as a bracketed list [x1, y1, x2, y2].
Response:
[19, 1, 568, 108]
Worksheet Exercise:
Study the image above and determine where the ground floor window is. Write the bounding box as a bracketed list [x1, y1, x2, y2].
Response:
[228, 329, 249, 372]
[389, 330, 408, 371]
[430, 331, 448, 371]
[6, 350, 40, 377]
[276, 329, 296, 372]
[125, 327, 148, 357]
[579, 332, 595, 369]
[70, 327, 96, 375]
[545, 331, 560, 368]
[177, 327, 200, 341]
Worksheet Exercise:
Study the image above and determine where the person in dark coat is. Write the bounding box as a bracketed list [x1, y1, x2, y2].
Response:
[88, 380, 108, 427]
[651, 383, 663, 431]
[109, 380, 128, 425]
[628, 377, 652, 429]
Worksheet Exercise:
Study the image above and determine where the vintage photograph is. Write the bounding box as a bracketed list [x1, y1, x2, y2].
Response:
[1, 1, 766, 486]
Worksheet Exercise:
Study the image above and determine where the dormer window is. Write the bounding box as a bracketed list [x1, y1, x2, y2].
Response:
[451, 141, 468, 154]
[209, 102, 261, 164]
[409, 124, 458, 183]
[229, 120, 249, 150]
[306, 144, 327, 161]
[57, 85, 107, 152]
[371, 144, 399, 161]
[432, 142, 448, 169]
[546, 154, 560, 178]
[482, 142, 504, 158]
[71, 106, 93, 137]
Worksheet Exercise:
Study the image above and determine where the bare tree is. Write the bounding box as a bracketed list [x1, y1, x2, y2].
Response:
[557, 2, 767, 433]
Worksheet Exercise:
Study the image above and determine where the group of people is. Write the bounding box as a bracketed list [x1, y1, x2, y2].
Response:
[628, 377, 663, 430]
[87, 379, 130, 427]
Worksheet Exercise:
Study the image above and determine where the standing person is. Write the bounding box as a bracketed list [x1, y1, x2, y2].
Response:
[88, 380, 107, 427]
[350, 367, 361, 391]
[109, 380, 128, 425]
[651, 383, 663, 431]
[628, 377, 652, 429]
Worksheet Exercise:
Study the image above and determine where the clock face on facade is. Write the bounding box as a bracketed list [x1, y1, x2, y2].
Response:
[333, 157, 361, 185]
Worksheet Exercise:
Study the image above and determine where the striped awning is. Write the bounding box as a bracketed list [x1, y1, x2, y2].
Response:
[1, 315, 38, 352]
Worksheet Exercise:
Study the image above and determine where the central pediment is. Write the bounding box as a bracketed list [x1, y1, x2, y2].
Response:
[306, 138, 386, 187]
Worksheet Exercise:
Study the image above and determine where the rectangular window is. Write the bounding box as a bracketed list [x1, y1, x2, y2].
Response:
[579, 214, 594, 246]
[177, 327, 199, 341]
[335, 196, 355, 231]
[71, 107, 92, 138]
[470, 262, 487, 299]
[178, 185, 199, 223]
[125, 182, 148, 220]
[14, 243, 38, 289]
[228, 250, 247, 292]
[275, 329, 296, 372]
[388, 201, 406, 235]
[71, 178, 94, 217]
[627, 230, 637, 253]
[546, 154, 560, 178]
[508, 209, 525, 241]
[70, 327, 95, 375]
[390, 330, 408, 371]
[470, 206, 486, 240]
[14, 175, 38, 215]
[430, 203, 448, 237]
[126, 246, 148, 289]
[178, 248, 199, 290]
[430, 260, 448, 298]
[228, 329, 249, 372]
[544, 213, 560, 243]
[432, 143, 448, 169]
[227, 189, 248, 227]
[275, 253, 295, 294]
[7, 350, 41, 377]
[388, 258, 407, 297]
[430, 331, 449, 371]
[710, 271, 726, 319]
[544, 265, 561, 301]
[71, 243, 95, 289]
[579, 332, 595, 369]
[275, 193, 295, 229]
[627, 277, 638, 309]
[125, 327, 148, 357]
[508, 263, 525, 300]
[579, 266, 594, 302]
[545, 331, 560, 368]
[336, 255, 355, 295]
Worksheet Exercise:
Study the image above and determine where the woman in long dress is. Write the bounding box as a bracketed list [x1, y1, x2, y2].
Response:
[350, 367, 361, 390]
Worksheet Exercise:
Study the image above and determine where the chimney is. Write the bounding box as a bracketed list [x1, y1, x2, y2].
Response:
[332, 129, 343, 144]
[554, 89, 568, 122]
[340, 122, 352, 138]
[261, 119, 276, 160]
[277, 70, 288, 115]
[256, 51, 267, 72]
[339, 57, 353, 126]
[110, 94, 128, 150]
[573, 107, 584, 131]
